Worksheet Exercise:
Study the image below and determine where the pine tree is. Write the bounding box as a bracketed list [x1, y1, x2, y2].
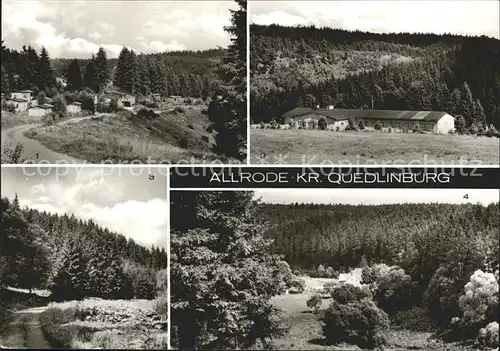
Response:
[83, 56, 99, 92]
[51, 240, 88, 301]
[1, 64, 10, 95]
[95, 47, 109, 92]
[66, 59, 83, 91]
[171, 191, 289, 349]
[37, 47, 56, 90]
[208, 0, 247, 160]
[114, 47, 136, 93]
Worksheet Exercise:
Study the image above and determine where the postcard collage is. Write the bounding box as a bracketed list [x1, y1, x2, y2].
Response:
[0, 1, 499, 350]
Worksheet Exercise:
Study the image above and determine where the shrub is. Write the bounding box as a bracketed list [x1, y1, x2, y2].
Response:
[412, 123, 421, 133]
[322, 299, 390, 349]
[307, 294, 323, 313]
[478, 322, 499, 348]
[175, 106, 187, 113]
[178, 137, 189, 149]
[358, 120, 365, 130]
[485, 125, 499, 138]
[363, 264, 418, 314]
[318, 117, 327, 130]
[259, 121, 265, 129]
[1, 142, 24, 163]
[188, 123, 195, 130]
[289, 277, 306, 293]
[2, 102, 16, 112]
[40, 307, 93, 348]
[331, 284, 372, 304]
[153, 293, 169, 319]
[52, 94, 67, 116]
[374, 121, 382, 130]
[346, 117, 358, 131]
[201, 135, 210, 143]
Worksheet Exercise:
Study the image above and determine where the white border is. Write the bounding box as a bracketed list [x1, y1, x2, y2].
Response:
[246, 0, 251, 165]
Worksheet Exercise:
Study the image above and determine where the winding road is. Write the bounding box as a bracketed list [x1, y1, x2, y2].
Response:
[1, 115, 104, 164]
[0, 306, 51, 349]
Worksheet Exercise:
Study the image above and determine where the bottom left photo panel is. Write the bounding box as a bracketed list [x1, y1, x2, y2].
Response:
[0, 166, 169, 350]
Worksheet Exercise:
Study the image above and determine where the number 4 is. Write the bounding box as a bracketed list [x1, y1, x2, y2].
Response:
[463, 194, 469, 199]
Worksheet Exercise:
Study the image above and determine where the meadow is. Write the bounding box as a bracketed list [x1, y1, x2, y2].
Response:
[250, 129, 500, 165]
[23, 105, 227, 164]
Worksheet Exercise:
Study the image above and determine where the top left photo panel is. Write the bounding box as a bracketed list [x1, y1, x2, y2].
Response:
[1, 0, 247, 165]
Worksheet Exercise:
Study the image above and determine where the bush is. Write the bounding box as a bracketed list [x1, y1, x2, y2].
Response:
[201, 135, 210, 143]
[458, 270, 498, 335]
[40, 307, 93, 348]
[412, 123, 421, 133]
[153, 294, 168, 319]
[478, 322, 499, 348]
[331, 284, 372, 304]
[289, 277, 306, 293]
[362, 264, 418, 314]
[2, 102, 16, 112]
[322, 299, 390, 349]
[178, 137, 189, 149]
[345, 117, 358, 131]
[358, 120, 365, 130]
[259, 121, 265, 129]
[307, 294, 322, 313]
[188, 123, 195, 130]
[175, 106, 187, 113]
[374, 121, 382, 130]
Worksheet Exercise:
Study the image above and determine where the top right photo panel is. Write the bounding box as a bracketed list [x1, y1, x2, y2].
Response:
[249, 0, 500, 165]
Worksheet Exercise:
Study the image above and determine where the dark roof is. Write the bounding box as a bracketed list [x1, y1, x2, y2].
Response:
[283, 108, 451, 122]
[8, 97, 28, 102]
[69, 102, 82, 106]
[29, 104, 52, 110]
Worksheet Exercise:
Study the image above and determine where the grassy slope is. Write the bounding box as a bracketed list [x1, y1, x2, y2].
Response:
[1, 110, 45, 129]
[269, 274, 475, 350]
[251, 129, 500, 164]
[24, 107, 224, 164]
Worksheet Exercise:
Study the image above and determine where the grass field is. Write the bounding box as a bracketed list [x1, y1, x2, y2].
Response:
[1, 110, 44, 128]
[268, 273, 476, 350]
[24, 107, 229, 164]
[251, 129, 500, 165]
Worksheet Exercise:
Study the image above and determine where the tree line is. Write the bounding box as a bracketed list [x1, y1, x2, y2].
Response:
[1, 41, 222, 99]
[250, 24, 500, 131]
[0, 195, 168, 300]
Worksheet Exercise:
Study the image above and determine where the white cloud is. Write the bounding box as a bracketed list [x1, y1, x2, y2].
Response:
[250, 1, 500, 38]
[252, 11, 315, 27]
[1, 0, 235, 58]
[78, 199, 168, 247]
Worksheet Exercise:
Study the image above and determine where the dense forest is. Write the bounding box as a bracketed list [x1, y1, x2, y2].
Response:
[0, 195, 168, 300]
[258, 202, 499, 272]
[1, 41, 222, 99]
[250, 24, 500, 131]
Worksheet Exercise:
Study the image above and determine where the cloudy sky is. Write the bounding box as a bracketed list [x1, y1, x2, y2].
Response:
[1, 0, 235, 59]
[1, 166, 168, 249]
[255, 188, 499, 205]
[250, 1, 500, 39]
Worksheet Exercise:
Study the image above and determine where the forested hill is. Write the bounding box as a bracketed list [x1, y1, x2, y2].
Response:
[1, 42, 224, 99]
[1, 196, 167, 299]
[257, 202, 499, 271]
[250, 24, 500, 130]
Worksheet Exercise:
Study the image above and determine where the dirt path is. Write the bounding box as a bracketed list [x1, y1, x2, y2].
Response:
[1, 115, 104, 164]
[0, 306, 51, 349]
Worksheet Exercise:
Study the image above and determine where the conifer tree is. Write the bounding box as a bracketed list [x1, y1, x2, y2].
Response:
[37, 47, 56, 90]
[171, 191, 288, 349]
[66, 59, 83, 91]
[83, 56, 99, 93]
[95, 47, 109, 92]
[208, 0, 247, 160]
[51, 240, 88, 301]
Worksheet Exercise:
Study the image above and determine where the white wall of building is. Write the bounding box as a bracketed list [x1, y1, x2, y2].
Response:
[434, 114, 455, 134]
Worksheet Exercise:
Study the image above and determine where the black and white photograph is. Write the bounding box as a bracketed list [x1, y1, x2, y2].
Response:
[170, 189, 499, 350]
[249, 0, 500, 165]
[0, 166, 168, 349]
[1, 0, 247, 165]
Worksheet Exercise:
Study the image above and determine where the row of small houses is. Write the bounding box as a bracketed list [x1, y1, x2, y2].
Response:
[254, 105, 456, 134]
[2, 90, 138, 117]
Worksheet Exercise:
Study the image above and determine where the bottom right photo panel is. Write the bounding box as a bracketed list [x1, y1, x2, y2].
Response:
[169, 189, 499, 350]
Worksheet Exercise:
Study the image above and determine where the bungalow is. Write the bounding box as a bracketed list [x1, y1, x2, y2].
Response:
[10, 90, 34, 101]
[282, 106, 455, 134]
[28, 104, 53, 117]
[105, 91, 136, 108]
[67, 101, 82, 115]
[7, 97, 29, 112]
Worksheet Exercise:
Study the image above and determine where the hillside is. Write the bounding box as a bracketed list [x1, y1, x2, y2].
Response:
[257, 202, 500, 271]
[23, 105, 222, 164]
[250, 24, 500, 131]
